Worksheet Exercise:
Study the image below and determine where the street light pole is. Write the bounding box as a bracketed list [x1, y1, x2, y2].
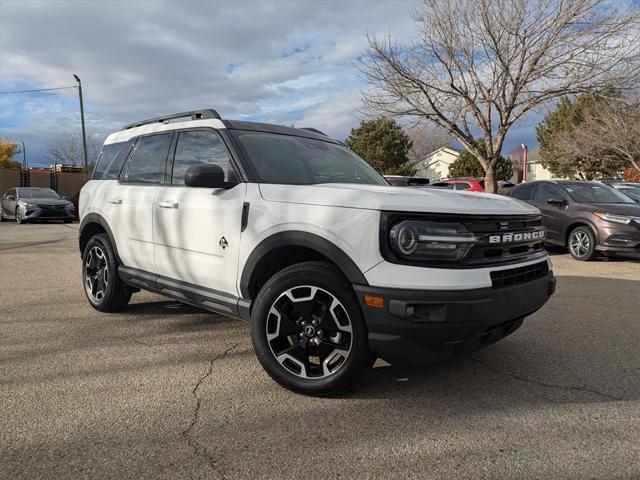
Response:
[73, 74, 88, 170]
[21, 141, 26, 169]
[520, 144, 528, 182]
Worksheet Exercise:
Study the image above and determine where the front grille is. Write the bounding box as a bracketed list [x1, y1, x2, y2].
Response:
[490, 261, 549, 289]
[381, 212, 548, 268]
[463, 216, 546, 266]
[37, 204, 67, 217]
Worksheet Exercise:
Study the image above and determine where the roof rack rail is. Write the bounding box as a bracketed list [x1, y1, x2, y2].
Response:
[123, 109, 222, 130]
[301, 127, 328, 136]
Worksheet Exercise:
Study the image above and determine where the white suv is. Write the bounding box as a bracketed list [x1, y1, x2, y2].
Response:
[79, 109, 555, 395]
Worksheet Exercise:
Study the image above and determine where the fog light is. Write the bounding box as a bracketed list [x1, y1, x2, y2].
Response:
[607, 235, 633, 245]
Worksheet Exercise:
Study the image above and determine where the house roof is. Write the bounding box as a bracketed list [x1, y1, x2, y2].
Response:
[422, 146, 461, 160]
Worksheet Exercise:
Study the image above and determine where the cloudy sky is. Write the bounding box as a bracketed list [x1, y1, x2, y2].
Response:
[0, 0, 540, 166]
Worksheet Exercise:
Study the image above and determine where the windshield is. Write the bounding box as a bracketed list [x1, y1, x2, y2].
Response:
[19, 188, 59, 199]
[564, 184, 635, 204]
[231, 131, 387, 185]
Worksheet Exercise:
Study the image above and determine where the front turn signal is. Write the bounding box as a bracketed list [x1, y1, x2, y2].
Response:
[364, 294, 384, 308]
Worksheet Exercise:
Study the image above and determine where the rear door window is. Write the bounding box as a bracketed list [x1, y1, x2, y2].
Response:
[454, 182, 471, 190]
[123, 133, 172, 184]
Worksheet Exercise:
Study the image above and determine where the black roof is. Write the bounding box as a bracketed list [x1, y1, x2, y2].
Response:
[222, 120, 338, 144]
[122, 108, 339, 144]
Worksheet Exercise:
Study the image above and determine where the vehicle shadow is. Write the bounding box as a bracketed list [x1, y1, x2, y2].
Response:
[544, 244, 639, 262]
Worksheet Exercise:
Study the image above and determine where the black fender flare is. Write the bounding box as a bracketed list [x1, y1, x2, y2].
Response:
[239, 231, 369, 299]
[79, 213, 121, 263]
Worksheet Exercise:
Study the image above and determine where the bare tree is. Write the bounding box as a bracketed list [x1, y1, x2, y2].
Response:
[552, 97, 640, 178]
[406, 124, 453, 164]
[47, 132, 103, 167]
[360, 0, 640, 192]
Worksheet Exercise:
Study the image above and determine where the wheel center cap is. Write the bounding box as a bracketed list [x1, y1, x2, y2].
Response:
[304, 325, 316, 338]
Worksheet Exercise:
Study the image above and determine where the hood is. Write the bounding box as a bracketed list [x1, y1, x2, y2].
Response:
[579, 202, 640, 216]
[259, 183, 540, 216]
[19, 197, 70, 206]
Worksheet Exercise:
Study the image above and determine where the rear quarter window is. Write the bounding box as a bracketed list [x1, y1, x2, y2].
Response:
[509, 183, 535, 201]
[93, 142, 126, 180]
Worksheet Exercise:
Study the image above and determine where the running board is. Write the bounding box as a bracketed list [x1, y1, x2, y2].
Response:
[118, 266, 251, 320]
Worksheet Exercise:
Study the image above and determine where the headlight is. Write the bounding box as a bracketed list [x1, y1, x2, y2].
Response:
[388, 219, 476, 262]
[19, 201, 37, 209]
[594, 212, 637, 225]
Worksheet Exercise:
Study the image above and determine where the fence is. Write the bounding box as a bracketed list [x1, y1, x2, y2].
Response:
[0, 167, 91, 203]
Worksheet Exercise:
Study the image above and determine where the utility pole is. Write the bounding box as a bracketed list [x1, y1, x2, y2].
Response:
[73, 74, 88, 170]
[520, 144, 528, 182]
[21, 141, 26, 169]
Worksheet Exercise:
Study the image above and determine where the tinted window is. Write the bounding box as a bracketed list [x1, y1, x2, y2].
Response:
[172, 130, 232, 185]
[4, 189, 16, 198]
[124, 134, 171, 184]
[509, 183, 535, 200]
[534, 184, 565, 203]
[232, 131, 387, 185]
[103, 139, 135, 180]
[93, 142, 126, 179]
[18, 188, 59, 199]
[454, 182, 470, 190]
[386, 177, 408, 186]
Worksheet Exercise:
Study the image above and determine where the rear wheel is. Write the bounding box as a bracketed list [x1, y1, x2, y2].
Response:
[82, 233, 131, 312]
[251, 261, 374, 396]
[568, 226, 596, 261]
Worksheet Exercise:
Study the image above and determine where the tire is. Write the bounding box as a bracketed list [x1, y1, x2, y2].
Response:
[251, 261, 374, 396]
[82, 233, 131, 312]
[568, 226, 597, 261]
[15, 208, 24, 224]
[0, 208, 5, 222]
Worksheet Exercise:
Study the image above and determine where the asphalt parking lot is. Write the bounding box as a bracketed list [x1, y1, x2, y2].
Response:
[1, 222, 639, 479]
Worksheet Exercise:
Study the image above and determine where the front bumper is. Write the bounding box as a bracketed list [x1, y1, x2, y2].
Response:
[354, 270, 556, 366]
[595, 221, 640, 257]
[21, 205, 75, 221]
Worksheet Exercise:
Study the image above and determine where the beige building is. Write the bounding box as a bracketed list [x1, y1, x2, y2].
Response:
[413, 147, 460, 181]
[524, 159, 554, 181]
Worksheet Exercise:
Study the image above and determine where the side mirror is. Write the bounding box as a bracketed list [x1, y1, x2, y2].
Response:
[7, 195, 16, 201]
[547, 198, 568, 207]
[184, 164, 231, 189]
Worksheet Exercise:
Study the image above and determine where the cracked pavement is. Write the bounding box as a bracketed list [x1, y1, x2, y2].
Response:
[1, 222, 639, 479]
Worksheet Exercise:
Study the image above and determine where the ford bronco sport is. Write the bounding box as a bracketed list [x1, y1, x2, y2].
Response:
[79, 109, 556, 395]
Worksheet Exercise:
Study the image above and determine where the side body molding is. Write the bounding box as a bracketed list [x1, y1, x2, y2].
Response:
[239, 231, 369, 299]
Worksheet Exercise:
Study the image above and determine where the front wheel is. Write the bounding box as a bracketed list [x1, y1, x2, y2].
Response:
[568, 226, 597, 261]
[15, 208, 25, 224]
[82, 233, 131, 312]
[251, 262, 374, 396]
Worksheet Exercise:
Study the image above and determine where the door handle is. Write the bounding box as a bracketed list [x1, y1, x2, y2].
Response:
[157, 200, 179, 209]
[108, 198, 123, 205]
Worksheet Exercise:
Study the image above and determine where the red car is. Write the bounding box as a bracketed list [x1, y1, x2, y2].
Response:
[431, 178, 485, 192]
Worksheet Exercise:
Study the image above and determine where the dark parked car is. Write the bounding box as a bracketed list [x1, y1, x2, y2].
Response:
[603, 182, 640, 202]
[384, 175, 430, 186]
[506, 180, 640, 260]
[0, 187, 75, 224]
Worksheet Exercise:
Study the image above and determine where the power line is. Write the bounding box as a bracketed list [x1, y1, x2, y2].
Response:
[0, 86, 77, 94]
